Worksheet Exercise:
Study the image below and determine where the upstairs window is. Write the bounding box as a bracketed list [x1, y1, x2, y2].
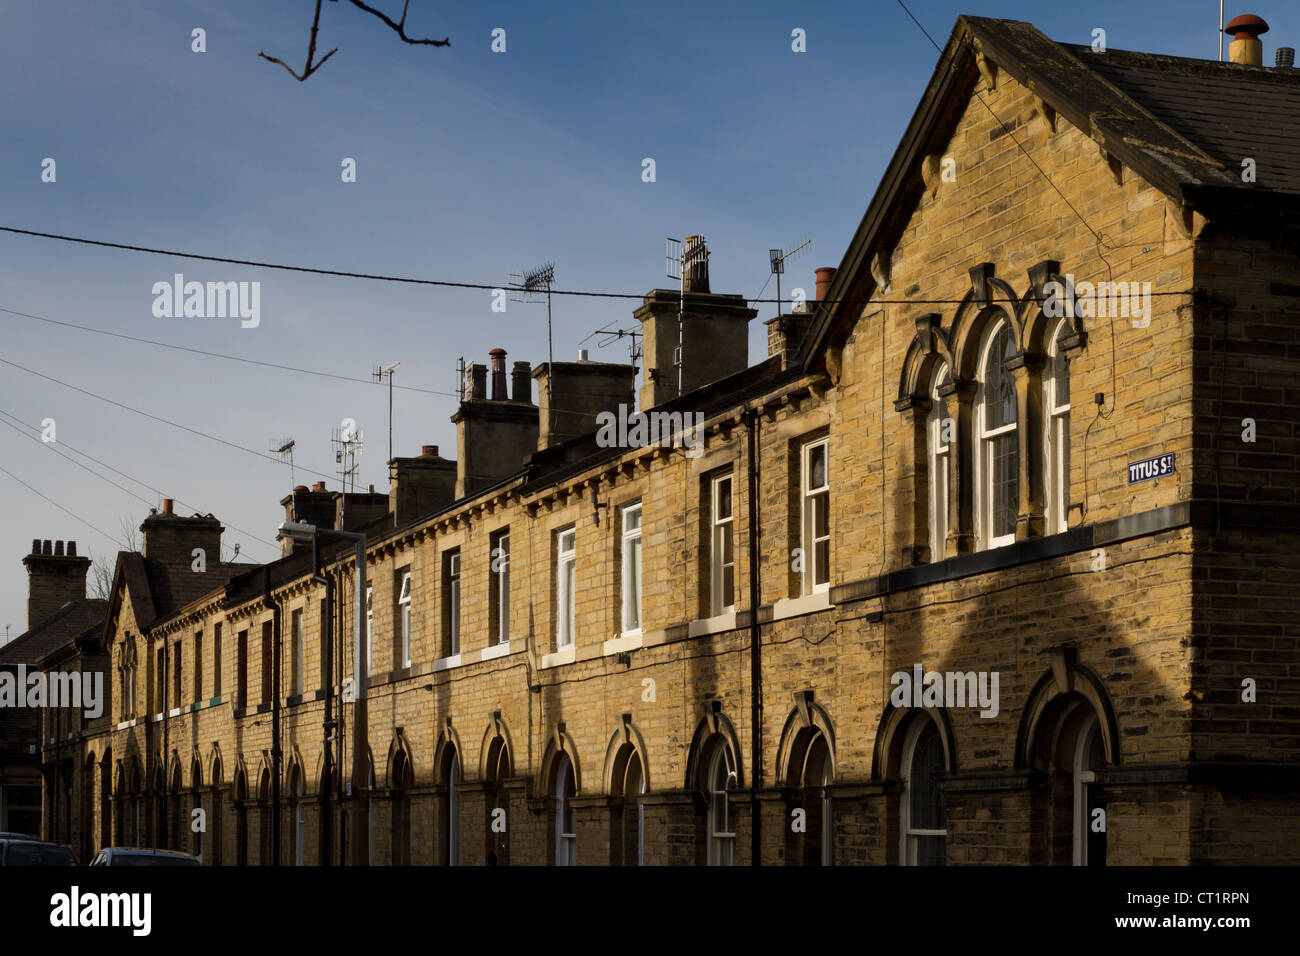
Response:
[710, 473, 735, 616]
[442, 551, 460, 658]
[193, 630, 203, 704]
[556, 528, 576, 649]
[620, 504, 642, 635]
[212, 623, 221, 698]
[397, 571, 412, 668]
[927, 365, 952, 561]
[236, 630, 248, 709]
[976, 321, 1019, 549]
[489, 530, 510, 646]
[800, 437, 830, 593]
[1045, 321, 1072, 535]
[290, 609, 304, 695]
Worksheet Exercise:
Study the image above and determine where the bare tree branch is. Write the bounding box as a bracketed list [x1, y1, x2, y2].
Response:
[259, 0, 340, 82]
[345, 0, 451, 46]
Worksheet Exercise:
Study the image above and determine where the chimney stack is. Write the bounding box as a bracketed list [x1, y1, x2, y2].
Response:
[1225, 14, 1269, 66]
[22, 538, 91, 629]
[452, 351, 539, 498]
[389, 443, 456, 524]
[534, 359, 637, 450]
[141, 508, 223, 566]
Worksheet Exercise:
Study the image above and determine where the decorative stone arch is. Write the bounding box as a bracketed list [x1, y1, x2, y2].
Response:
[1019, 259, 1084, 356]
[950, 300, 1021, 382]
[774, 692, 837, 787]
[189, 752, 204, 791]
[232, 757, 250, 798]
[284, 748, 308, 795]
[538, 723, 583, 794]
[896, 314, 956, 408]
[684, 703, 745, 791]
[208, 746, 224, 788]
[601, 714, 652, 796]
[433, 718, 464, 784]
[1015, 651, 1121, 771]
[478, 712, 515, 782]
[871, 702, 958, 782]
[385, 731, 416, 789]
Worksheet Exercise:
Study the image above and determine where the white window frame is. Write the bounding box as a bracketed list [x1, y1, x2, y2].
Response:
[900, 717, 947, 866]
[1073, 711, 1101, 866]
[490, 530, 510, 646]
[710, 473, 736, 616]
[445, 552, 460, 658]
[447, 750, 461, 867]
[800, 437, 831, 594]
[365, 587, 373, 674]
[706, 742, 737, 866]
[398, 570, 412, 669]
[974, 321, 1019, 550]
[291, 609, 304, 696]
[555, 752, 576, 866]
[1045, 321, 1071, 535]
[556, 527, 576, 649]
[927, 364, 951, 561]
[621, 503, 643, 636]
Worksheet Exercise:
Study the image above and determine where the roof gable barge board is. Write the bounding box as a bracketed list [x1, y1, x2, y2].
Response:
[800, 16, 996, 371]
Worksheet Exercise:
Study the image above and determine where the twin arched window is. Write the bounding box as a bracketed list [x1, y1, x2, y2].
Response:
[924, 315, 1072, 555]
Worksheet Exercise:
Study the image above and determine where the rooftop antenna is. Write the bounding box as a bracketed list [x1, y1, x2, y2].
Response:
[455, 356, 466, 404]
[579, 321, 643, 366]
[270, 438, 296, 511]
[1219, 1, 1224, 60]
[769, 237, 811, 319]
[509, 262, 556, 400]
[331, 422, 364, 527]
[666, 236, 709, 397]
[372, 362, 400, 463]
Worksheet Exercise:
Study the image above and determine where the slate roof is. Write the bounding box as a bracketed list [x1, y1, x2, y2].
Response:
[0, 599, 108, 666]
[1077, 46, 1300, 196]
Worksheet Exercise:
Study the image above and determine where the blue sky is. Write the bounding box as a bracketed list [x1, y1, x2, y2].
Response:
[1, 0, 1296, 638]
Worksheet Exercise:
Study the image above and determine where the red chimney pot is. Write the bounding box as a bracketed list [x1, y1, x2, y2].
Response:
[1225, 14, 1269, 38]
[162, 498, 174, 514]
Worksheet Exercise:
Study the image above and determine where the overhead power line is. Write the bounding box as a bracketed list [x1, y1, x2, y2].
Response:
[0, 461, 125, 551]
[0, 224, 1191, 308]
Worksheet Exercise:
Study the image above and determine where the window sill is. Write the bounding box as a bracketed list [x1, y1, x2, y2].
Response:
[603, 632, 643, 655]
[481, 641, 511, 661]
[286, 693, 304, 707]
[771, 590, 833, 621]
[432, 653, 463, 672]
[189, 701, 202, 712]
[688, 610, 737, 637]
[540, 646, 576, 669]
[167, 707, 183, 718]
[150, 712, 164, 723]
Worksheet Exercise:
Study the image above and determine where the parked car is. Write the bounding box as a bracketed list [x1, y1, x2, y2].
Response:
[88, 847, 200, 867]
[0, 838, 78, 865]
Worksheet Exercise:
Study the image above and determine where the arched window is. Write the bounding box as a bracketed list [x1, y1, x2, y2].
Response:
[234, 770, 248, 866]
[705, 739, 738, 866]
[290, 766, 305, 866]
[484, 735, 511, 865]
[1073, 711, 1106, 866]
[1044, 320, 1071, 534]
[190, 760, 204, 862]
[445, 747, 460, 866]
[390, 750, 412, 866]
[900, 717, 946, 866]
[367, 761, 375, 866]
[802, 732, 834, 865]
[611, 745, 646, 866]
[975, 321, 1019, 549]
[258, 769, 271, 866]
[553, 752, 576, 866]
[927, 363, 952, 560]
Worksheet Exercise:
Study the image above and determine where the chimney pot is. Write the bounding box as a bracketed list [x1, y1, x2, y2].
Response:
[815, 267, 837, 303]
[682, 235, 710, 293]
[162, 498, 174, 515]
[54, 540, 64, 557]
[466, 363, 488, 400]
[312, 481, 326, 492]
[67, 541, 77, 557]
[422, 445, 438, 457]
[511, 362, 533, 403]
[489, 348, 509, 400]
[1225, 14, 1269, 66]
[43, 539, 52, 556]
[577, 349, 589, 362]
[1277, 46, 1295, 68]
[294, 485, 309, 492]
[31, 539, 39, 555]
